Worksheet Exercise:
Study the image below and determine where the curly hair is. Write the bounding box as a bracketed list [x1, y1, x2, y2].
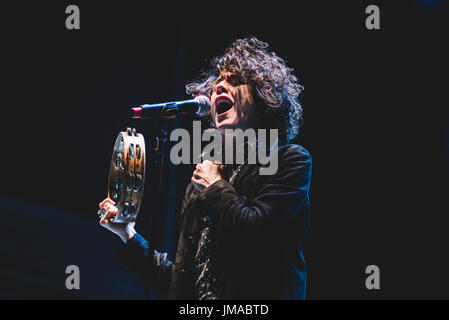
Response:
[186, 37, 304, 144]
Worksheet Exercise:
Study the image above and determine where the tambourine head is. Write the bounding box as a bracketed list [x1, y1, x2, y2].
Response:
[104, 127, 146, 223]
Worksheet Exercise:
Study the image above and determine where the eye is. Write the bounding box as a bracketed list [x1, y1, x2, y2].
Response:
[227, 74, 245, 86]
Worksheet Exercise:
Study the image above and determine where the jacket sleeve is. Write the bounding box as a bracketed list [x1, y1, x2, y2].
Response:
[117, 232, 173, 297]
[116, 183, 195, 297]
[198, 145, 312, 238]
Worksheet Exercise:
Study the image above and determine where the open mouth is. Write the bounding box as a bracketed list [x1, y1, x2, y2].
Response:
[215, 96, 234, 116]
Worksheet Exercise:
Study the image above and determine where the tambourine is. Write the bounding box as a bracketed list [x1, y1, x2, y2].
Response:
[98, 127, 146, 223]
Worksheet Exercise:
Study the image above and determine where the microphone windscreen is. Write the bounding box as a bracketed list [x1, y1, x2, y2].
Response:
[195, 95, 211, 117]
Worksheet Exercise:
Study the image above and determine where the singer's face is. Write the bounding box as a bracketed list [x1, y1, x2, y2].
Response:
[210, 73, 256, 134]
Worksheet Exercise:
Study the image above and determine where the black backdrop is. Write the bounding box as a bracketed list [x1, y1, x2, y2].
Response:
[1, 1, 448, 299]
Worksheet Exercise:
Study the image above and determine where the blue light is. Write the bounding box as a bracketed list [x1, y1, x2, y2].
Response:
[417, 0, 439, 7]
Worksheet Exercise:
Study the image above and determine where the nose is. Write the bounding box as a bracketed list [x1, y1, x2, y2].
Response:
[214, 81, 229, 95]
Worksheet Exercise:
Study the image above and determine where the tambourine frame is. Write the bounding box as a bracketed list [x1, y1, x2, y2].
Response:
[98, 127, 146, 223]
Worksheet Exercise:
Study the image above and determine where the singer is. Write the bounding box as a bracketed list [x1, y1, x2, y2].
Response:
[98, 37, 312, 299]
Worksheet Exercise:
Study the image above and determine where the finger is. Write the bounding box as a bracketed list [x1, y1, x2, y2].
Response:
[101, 205, 117, 222]
[99, 204, 115, 226]
[193, 173, 202, 180]
[191, 176, 200, 185]
[99, 198, 115, 209]
[192, 177, 204, 192]
[104, 203, 118, 215]
[105, 198, 116, 207]
[100, 211, 111, 224]
[100, 214, 113, 227]
[191, 178, 202, 191]
[213, 161, 224, 169]
[192, 175, 205, 187]
[99, 198, 112, 208]
[99, 216, 116, 232]
[100, 212, 111, 226]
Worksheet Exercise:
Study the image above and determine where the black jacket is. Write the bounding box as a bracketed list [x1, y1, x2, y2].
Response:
[117, 144, 312, 299]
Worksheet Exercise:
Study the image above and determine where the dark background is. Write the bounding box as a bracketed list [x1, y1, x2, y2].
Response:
[0, 1, 448, 299]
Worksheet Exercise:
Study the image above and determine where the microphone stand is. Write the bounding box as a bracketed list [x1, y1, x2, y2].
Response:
[144, 119, 168, 300]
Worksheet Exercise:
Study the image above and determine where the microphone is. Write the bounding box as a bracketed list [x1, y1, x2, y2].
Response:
[131, 95, 210, 120]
